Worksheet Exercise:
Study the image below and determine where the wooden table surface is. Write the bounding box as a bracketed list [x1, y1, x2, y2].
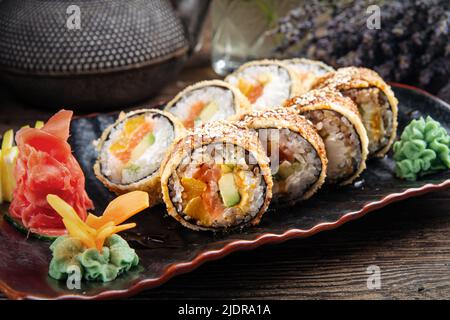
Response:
[1, 53, 450, 300]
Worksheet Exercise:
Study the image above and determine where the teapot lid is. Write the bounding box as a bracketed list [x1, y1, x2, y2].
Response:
[0, 0, 189, 75]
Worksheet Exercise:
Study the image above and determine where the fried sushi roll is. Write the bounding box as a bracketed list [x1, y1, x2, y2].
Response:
[240, 108, 327, 206]
[286, 89, 369, 185]
[283, 58, 335, 94]
[313, 67, 398, 157]
[165, 80, 251, 129]
[225, 59, 302, 111]
[160, 121, 273, 231]
[94, 109, 185, 207]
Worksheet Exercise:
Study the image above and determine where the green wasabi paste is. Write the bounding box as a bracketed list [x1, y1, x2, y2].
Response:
[49, 234, 139, 282]
[393, 116, 450, 180]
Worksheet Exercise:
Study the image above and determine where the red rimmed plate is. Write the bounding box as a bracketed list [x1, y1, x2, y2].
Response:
[1, 84, 449, 300]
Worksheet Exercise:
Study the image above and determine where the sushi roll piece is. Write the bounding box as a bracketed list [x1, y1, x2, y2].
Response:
[286, 89, 369, 185]
[283, 58, 335, 94]
[160, 121, 273, 231]
[164, 80, 251, 129]
[240, 108, 327, 207]
[313, 67, 398, 157]
[225, 59, 302, 111]
[94, 109, 185, 207]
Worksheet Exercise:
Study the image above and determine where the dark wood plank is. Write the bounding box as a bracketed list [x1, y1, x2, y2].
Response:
[128, 190, 450, 300]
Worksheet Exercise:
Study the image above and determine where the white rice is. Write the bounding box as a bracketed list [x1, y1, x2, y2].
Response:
[303, 110, 362, 183]
[169, 144, 266, 228]
[168, 86, 235, 128]
[100, 113, 175, 185]
[227, 65, 292, 111]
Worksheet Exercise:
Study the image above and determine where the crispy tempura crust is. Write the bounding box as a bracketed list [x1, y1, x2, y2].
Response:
[160, 121, 273, 232]
[94, 109, 186, 208]
[313, 67, 398, 158]
[239, 107, 328, 205]
[286, 88, 370, 186]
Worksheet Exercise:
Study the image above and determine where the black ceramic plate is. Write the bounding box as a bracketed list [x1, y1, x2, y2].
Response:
[1, 84, 449, 299]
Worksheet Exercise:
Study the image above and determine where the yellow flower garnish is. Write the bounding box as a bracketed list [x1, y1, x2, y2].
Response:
[47, 191, 149, 252]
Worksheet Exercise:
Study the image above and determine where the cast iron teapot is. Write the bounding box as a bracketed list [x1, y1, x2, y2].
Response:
[0, 0, 210, 110]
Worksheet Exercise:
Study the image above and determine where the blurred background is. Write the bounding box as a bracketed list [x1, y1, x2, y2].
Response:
[0, 0, 448, 115]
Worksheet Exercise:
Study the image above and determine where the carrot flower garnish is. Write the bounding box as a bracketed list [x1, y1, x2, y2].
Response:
[47, 191, 149, 252]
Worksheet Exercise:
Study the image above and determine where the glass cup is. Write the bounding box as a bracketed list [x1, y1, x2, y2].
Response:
[211, 0, 300, 76]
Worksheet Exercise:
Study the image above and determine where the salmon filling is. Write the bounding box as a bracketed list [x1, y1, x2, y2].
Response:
[168, 144, 266, 229]
[109, 116, 154, 163]
[238, 77, 267, 104]
[183, 101, 205, 128]
[167, 86, 235, 129]
[181, 100, 220, 129]
[227, 65, 292, 111]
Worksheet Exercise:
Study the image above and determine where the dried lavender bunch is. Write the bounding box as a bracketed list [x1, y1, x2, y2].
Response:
[273, 0, 450, 101]
[273, 0, 327, 52]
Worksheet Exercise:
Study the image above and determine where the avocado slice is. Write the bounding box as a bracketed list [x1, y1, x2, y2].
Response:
[130, 132, 155, 162]
[198, 101, 219, 122]
[218, 173, 241, 207]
